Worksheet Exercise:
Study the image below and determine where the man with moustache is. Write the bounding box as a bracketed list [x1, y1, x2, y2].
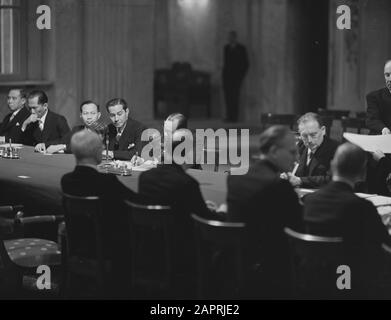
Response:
[0, 88, 30, 143]
[104, 98, 147, 161]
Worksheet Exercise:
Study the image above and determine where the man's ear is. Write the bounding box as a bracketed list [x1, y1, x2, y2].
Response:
[97, 112, 101, 120]
[43, 103, 49, 111]
[320, 125, 326, 135]
[125, 108, 129, 118]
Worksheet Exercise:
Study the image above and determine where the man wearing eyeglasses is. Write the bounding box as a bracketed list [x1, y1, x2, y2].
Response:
[284, 112, 339, 188]
[45, 100, 102, 154]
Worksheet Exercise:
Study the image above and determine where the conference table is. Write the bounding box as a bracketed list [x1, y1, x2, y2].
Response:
[0, 146, 228, 215]
[1, 146, 391, 225]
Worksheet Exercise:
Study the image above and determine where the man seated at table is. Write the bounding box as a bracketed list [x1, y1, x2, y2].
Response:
[284, 112, 339, 188]
[303, 143, 391, 297]
[227, 125, 302, 298]
[139, 128, 221, 220]
[104, 98, 147, 161]
[0, 88, 30, 143]
[45, 100, 102, 154]
[61, 130, 140, 297]
[21, 90, 70, 153]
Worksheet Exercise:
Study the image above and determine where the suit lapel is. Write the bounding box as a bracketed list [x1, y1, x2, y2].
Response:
[118, 119, 133, 150]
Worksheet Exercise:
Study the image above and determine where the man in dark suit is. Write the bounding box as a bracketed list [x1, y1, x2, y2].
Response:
[285, 112, 339, 188]
[21, 90, 70, 152]
[227, 125, 302, 298]
[46, 100, 102, 154]
[61, 130, 139, 297]
[139, 128, 220, 219]
[0, 88, 30, 143]
[104, 98, 147, 161]
[222, 31, 249, 122]
[366, 60, 391, 135]
[303, 143, 391, 297]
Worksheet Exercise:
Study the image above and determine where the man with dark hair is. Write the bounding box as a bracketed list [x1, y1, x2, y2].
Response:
[21, 90, 70, 152]
[303, 143, 391, 297]
[222, 31, 249, 122]
[285, 112, 339, 188]
[366, 60, 391, 135]
[0, 88, 30, 143]
[46, 100, 102, 154]
[104, 98, 147, 161]
[227, 125, 302, 298]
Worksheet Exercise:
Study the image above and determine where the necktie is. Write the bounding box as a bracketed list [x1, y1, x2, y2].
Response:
[9, 113, 15, 122]
[39, 119, 44, 131]
[306, 150, 312, 166]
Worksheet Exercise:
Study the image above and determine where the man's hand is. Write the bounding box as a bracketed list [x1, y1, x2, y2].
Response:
[102, 150, 113, 159]
[205, 200, 218, 211]
[287, 173, 302, 187]
[34, 143, 46, 153]
[382, 127, 391, 135]
[22, 114, 38, 131]
[46, 144, 66, 154]
[372, 149, 386, 162]
[216, 203, 228, 213]
[130, 154, 144, 166]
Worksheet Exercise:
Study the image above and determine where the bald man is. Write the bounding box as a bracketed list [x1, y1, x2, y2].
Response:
[366, 60, 391, 135]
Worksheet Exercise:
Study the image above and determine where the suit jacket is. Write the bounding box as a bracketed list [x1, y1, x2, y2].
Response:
[61, 165, 139, 294]
[138, 163, 216, 220]
[227, 159, 302, 297]
[138, 163, 220, 279]
[222, 43, 249, 83]
[366, 87, 391, 134]
[22, 110, 70, 147]
[107, 118, 147, 160]
[303, 181, 389, 243]
[0, 106, 30, 143]
[295, 137, 339, 188]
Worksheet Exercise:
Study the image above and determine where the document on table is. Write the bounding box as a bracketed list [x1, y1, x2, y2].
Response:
[365, 195, 391, 207]
[343, 133, 391, 153]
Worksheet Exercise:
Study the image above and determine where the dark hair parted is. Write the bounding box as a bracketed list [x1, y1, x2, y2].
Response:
[79, 100, 100, 113]
[105, 98, 128, 112]
[28, 90, 48, 105]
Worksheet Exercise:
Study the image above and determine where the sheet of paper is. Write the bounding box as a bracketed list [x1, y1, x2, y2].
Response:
[343, 133, 391, 153]
[365, 195, 391, 207]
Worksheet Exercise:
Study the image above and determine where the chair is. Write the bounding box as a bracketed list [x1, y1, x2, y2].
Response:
[125, 201, 178, 298]
[318, 108, 350, 119]
[0, 205, 63, 298]
[191, 214, 246, 299]
[284, 227, 352, 299]
[260, 113, 297, 131]
[341, 116, 367, 134]
[62, 193, 118, 299]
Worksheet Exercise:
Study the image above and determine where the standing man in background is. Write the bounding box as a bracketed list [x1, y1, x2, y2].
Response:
[222, 30, 249, 122]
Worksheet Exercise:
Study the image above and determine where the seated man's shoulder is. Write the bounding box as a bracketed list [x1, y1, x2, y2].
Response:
[129, 118, 147, 131]
[366, 88, 386, 99]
